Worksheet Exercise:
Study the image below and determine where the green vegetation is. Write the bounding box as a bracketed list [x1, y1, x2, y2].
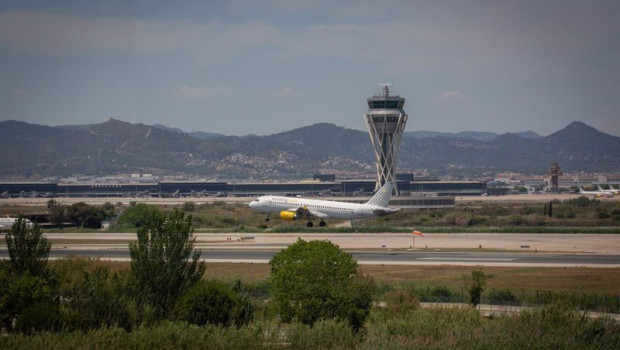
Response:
[465, 268, 487, 306]
[269, 239, 373, 331]
[129, 209, 206, 319]
[1, 206, 620, 348]
[364, 197, 620, 230]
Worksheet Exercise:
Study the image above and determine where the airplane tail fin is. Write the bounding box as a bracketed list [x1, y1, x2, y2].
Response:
[366, 182, 394, 207]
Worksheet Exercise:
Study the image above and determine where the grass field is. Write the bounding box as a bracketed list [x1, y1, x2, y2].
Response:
[56, 260, 619, 295]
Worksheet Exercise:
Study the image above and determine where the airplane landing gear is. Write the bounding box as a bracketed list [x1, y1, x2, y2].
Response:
[319, 220, 326, 227]
[265, 213, 270, 222]
[306, 221, 313, 227]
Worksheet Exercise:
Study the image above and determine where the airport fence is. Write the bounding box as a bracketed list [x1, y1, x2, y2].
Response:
[422, 287, 620, 314]
[378, 283, 620, 315]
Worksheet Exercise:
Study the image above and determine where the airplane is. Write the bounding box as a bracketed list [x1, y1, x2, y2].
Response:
[248, 182, 397, 227]
[608, 185, 620, 195]
[579, 186, 612, 198]
[0, 217, 34, 231]
[597, 185, 618, 196]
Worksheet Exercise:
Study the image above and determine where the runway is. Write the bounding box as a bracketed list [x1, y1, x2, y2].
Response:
[1, 247, 618, 267]
[2, 232, 619, 267]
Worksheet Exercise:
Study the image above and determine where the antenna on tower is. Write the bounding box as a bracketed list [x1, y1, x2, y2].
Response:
[378, 83, 392, 97]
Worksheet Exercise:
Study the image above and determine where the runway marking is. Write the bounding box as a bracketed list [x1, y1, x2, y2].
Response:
[419, 257, 515, 261]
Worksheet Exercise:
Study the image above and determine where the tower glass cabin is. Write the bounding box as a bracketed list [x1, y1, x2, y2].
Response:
[364, 85, 408, 195]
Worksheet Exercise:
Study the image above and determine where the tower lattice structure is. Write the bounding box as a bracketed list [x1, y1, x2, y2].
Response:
[364, 85, 408, 195]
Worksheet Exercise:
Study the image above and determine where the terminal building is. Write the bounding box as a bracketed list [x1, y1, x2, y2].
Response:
[0, 178, 488, 208]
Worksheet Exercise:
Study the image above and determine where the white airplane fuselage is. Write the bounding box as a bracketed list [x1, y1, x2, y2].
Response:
[0, 217, 34, 230]
[249, 195, 396, 220]
[579, 187, 613, 198]
[249, 182, 397, 225]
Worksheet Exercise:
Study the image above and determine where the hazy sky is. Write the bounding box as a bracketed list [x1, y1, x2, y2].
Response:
[1, 0, 619, 136]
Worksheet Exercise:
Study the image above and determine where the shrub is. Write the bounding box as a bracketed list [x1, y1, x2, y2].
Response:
[383, 288, 420, 315]
[181, 202, 196, 212]
[65, 266, 134, 331]
[489, 288, 517, 304]
[13, 302, 62, 334]
[287, 319, 358, 349]
[174, 280, 253, 327]
[597, 212, 610, 219]
[508, 215, 524, 225]
[431, 286, 453, 302]
[0, 269, 58, 333]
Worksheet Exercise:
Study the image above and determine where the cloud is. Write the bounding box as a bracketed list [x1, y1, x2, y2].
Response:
[11, 88, 32, 96]
[174, 86, 232, 100]
[431, 91, 472, 106]
[275, 86, 295, 97]
[0, 11, 281, 61]
[3, 2, 619, 77]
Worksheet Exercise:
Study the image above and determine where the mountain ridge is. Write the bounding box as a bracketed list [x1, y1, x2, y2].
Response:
[0, 119, 617, 180]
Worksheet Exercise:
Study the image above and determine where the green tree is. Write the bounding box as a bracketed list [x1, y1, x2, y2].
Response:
[117, 203, 160, 228]
[5, 216, 51, 278]
[129, 208, 206, 318]
[464, 268, 487, 306]
[269, 239, 373, 330]
[67, 202, 109, 229]
[47, 199, 66, 228]
[2, 218, 59, 333]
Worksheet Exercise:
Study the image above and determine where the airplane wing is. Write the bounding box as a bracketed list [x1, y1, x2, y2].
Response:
[308, 210, 329, 218]
[287, 206, 329, 219]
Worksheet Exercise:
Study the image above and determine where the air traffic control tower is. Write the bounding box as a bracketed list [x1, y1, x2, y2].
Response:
[364, 85, 408, 195]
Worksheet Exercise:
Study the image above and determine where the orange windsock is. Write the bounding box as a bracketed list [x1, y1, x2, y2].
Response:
[412, 230, 424, 237]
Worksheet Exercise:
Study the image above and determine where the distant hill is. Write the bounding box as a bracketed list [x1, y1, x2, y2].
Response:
[0, 119, 617, 180]
[404, 130, 541, 142]
[153, 124, 225, 140]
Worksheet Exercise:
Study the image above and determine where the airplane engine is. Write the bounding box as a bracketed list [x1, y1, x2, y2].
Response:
[280, 211, 300, 221]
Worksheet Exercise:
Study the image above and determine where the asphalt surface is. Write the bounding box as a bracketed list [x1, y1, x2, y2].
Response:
[1, 248, 619, 267]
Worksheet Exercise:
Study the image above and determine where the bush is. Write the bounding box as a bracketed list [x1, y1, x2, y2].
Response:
[489, 288, 517, 304]
[508, 215, 524, 225]
[174, 280, 253, 327]
[597, 212, 610, 219]
[181, 202, 196, 212]
[65, 266, 134, 331]
[0, 268, 59, 332]
[287, 319, 358, 349]
[431, 286, 453, 302]
[13, 302, 63, 334]
[383, 288, 420, 315]
[116, 203, 160, 228]
[269, 239, 373, 331]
